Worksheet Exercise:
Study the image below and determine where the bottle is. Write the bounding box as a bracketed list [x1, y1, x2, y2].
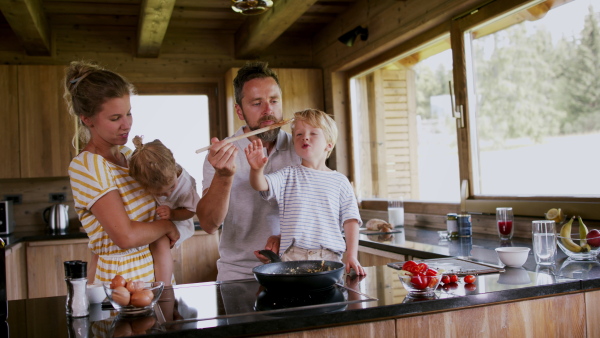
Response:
[65, 260, 89, 317]
[457, 214, 472, 237]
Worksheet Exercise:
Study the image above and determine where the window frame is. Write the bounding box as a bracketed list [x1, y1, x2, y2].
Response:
[346, 0, 600, 219]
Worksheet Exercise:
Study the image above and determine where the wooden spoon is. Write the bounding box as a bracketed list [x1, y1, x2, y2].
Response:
[195, 118, 294, 154]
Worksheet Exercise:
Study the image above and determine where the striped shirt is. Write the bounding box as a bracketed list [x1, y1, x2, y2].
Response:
[262, 165, 362, 254]
[68, 146, 157, 282]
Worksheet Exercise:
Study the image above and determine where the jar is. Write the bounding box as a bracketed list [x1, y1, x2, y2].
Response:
[446, 213, 458, 238]
[457, 214, 472, 237]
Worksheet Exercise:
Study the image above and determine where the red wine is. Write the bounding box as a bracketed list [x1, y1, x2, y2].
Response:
[498, 221, 513, 235]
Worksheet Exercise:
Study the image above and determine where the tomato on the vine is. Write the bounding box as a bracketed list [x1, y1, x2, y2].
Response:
[441, 275, 450, 284]
[449, 274, 459, 283]
[464, 275, 476, 284]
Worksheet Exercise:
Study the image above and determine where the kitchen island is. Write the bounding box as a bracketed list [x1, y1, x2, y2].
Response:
[6, 226, 600, 337]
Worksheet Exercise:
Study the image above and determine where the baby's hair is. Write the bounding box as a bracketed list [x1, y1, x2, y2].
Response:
[129, 136, 178, 193]
[291, 109, 338, 158]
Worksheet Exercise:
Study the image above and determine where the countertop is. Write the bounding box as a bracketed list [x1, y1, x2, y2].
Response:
[6, 226, 600, 337]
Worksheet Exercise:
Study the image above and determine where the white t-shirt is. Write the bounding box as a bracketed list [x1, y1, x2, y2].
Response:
[261, 165, 362, 254]
[155, 166, 200, 247]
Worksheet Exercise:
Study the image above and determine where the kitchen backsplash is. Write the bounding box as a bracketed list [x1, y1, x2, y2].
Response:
[0, 177, 80, 233]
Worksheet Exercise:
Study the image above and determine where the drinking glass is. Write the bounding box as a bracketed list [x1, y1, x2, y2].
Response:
[532, 220, 557, 265]
[387, 197, 404, 227]
[496, 207, 514, 240]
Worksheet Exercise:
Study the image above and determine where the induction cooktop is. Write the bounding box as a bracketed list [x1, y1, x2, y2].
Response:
[157, 278, 377, 328]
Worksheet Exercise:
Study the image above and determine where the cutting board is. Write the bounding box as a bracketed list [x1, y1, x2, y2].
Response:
[387, 257, 504, 276]
[359, 228, 404, 235]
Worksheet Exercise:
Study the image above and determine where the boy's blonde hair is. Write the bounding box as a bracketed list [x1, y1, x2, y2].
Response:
[129, 136, 177, 193]
[291, 109, 338, 158]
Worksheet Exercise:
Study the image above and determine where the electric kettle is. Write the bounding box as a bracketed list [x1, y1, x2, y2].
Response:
[43, 203, 70, 234]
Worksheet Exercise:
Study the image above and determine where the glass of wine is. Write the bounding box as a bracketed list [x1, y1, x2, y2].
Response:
[496, 207, 514, 240]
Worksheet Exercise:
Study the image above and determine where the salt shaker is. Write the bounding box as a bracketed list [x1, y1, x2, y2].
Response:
[64, 260, 89, 317]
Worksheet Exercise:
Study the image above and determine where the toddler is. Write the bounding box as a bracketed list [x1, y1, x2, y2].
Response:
[129, 136, 200, 285]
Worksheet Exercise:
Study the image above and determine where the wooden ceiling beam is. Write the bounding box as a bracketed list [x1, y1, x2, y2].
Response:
[0, 0, 51, 56]
[235, 0, 319, 59]
[137, 0, 176, 58]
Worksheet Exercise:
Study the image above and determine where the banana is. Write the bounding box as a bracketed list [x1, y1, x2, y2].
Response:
[560, 216, 583, 253]
[578, 216, 589, 246]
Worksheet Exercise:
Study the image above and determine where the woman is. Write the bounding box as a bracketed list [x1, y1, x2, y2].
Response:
[65, 60, 179, 283]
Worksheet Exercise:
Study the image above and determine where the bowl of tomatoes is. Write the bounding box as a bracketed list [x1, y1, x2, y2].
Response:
[103, 275, 164, 316]
[398, 260, 442, 296]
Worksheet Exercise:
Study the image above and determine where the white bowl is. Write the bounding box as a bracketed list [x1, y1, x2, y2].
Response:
[495, 247, 530, 268]
[86, 283, 106, 304]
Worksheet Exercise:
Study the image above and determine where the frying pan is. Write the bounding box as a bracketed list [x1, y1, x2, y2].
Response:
[252, 250, 345, 291]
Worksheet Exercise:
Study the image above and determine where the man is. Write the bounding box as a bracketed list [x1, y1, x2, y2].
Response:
[197, 61, 301, 281]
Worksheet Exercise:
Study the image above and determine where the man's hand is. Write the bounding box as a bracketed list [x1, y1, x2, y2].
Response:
[156, 205, 173, 220]
[207, 137, 238, 177]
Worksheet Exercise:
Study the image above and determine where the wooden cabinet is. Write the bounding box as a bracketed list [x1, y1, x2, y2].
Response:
[225, 68, 324, 136]
[0, 65, 76, 179]
[5, 242, 28, 300]
[0, 66, 20, 179]
[172, 230, 220, 284]
[26, 238, 93, 299]
[21, 230, 219, 299]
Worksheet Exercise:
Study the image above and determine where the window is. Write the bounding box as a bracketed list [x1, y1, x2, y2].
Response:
[350, 36, 460, 203]
[127, 95, 210, 193]
[465, 0, 600, 197]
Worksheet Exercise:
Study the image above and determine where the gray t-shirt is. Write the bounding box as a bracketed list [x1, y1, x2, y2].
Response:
[202, 127, 301, 281]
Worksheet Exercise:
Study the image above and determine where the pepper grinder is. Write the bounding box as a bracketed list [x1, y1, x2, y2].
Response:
[64, 260, 89, 317]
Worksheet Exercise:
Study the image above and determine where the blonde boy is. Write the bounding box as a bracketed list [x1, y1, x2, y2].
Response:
[245, 109, 365, 275]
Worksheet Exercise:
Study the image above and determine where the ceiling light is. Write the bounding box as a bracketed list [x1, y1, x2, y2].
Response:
[338, 26, 369, 47]
[232, 0, 273, 15]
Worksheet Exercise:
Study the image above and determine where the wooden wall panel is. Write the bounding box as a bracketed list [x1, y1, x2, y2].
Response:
[179, 231, 220, 283]
[0, 177, 79, 232]
[397, 293, 586, 337]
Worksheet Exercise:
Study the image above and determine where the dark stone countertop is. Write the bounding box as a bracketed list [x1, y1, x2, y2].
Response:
[6, 226, 600, 337]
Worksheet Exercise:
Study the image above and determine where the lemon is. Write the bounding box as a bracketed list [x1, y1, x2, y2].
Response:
[546, 208, 564, 224]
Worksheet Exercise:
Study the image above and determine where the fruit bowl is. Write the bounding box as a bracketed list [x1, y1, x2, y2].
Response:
[557, 235, 600, 261]
[103, 281, 164, 316]
[398, 273, 441, 297]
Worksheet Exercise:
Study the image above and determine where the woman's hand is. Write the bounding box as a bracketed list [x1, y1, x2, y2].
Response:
[166, 222, 180, 248]
[207, 137, 237, 177]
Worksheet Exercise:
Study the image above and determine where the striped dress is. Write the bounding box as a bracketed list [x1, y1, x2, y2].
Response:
[68, 146, 157, 283]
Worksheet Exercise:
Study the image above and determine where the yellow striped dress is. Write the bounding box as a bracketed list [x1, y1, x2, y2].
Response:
[68, 146, 157, 283]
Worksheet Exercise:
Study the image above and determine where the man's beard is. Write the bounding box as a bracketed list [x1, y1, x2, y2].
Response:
[246, 114, 281, 143]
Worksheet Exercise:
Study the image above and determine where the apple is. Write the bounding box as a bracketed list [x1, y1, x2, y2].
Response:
[586, 229, 600, 247]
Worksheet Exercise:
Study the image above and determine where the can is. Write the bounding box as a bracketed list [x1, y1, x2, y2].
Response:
[457, 214, 472, 237]
[446, 213, 458, 238]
